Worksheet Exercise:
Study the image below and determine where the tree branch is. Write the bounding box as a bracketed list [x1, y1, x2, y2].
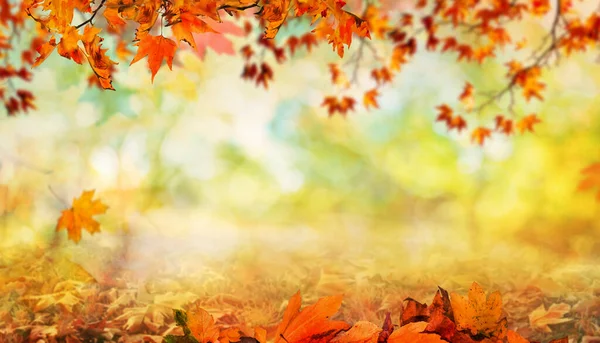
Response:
[75, 0, 107, 29]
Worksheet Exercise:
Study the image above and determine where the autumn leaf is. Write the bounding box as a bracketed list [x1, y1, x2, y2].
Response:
[171, 12, 217, 49]
[459, 82, 474, 111]
[529, 303, 572, 333]
[401, 298, 430, 325]
[329, 63, 350, 88]
[193, 19, 245, 58]
[260, 0, 292, 39]
[187, 303, 220, 343]
[130, 34, 177, 82]
[436, 104, 453, 124]
[506, 330, 530, 343]
[82, 25, 117, 90]
[388, 322, 446, 343]
[425, 289, 456, 341]
[57, 25, 84, 64]
[450, 282, 505, 338]
[449, 115, 467, 132]
[516, 114, 541, 134]
[273, 291, 350, 343]
[378, 312, 394, 343]
[495, 115, 513, 135]
[219, 327, 242, 343]
[56, 189, 108, 243]
[32, 36, 57, 67]
[363, 89, 379, 109]
[471, 127, 492, 146]
[578, 163, 600, 200]
[331, 321, 381, 343]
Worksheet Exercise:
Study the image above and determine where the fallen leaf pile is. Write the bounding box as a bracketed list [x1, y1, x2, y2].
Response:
[2, 246, 598, 343]
[163, 285, 569, 343]
[1, 241, 600, 343]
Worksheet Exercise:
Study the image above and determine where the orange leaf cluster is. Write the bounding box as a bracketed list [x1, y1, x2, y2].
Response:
[434, 80, 542, 145]
[322, 95, 357, 117]
[0, 0, 44, 116]
[165, 283, 567, 343]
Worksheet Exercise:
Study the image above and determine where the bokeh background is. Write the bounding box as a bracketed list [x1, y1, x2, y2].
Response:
[1, 8, 600, 312]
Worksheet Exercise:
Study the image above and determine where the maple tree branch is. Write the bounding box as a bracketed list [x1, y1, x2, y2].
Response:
[218, 2, 260, 13]
[349, 37, 367, 84]
[75, 0, 107, 29]
[473, 0, 563, 115]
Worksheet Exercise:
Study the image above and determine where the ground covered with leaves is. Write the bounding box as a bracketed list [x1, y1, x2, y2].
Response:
[1, 239, 600, 343]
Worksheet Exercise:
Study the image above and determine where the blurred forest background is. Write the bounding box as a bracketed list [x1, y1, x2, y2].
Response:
[1, 13, 600, 301]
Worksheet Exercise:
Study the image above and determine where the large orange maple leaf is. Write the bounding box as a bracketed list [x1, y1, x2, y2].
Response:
[274, 291, 350, 343]
[56, 189, 108, 243]
[130, 34, 177, 81]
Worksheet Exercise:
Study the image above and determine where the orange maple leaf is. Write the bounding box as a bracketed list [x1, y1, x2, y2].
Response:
[56, 189, 108, 243]
[82, 25, 117, 90]
[449, 115, 467, 132]
[388, 322, 446, 343]
[130, 34, 177, 82]
[516, 114, 541, 134]
[458, 82, 474, 111]
[449, 282, 506, 338]
[329, 63, 350, 88]
[470, 127, 492, 146]
[494, 115, 513, 135]
[273, 291, 350, 343]
[261, 0, 292, 39]
[57, 26, 84, 64]
[32, 36, 57, 67]
[577, 163, 600, 200]
[436, 104, 453, 124]
[363, 89, 379, 109]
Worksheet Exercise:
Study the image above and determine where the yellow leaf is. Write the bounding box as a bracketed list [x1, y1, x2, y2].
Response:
[450, 282, 505, 338]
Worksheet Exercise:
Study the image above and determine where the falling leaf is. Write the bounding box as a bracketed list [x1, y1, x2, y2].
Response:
[56, 189, 108, 243]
